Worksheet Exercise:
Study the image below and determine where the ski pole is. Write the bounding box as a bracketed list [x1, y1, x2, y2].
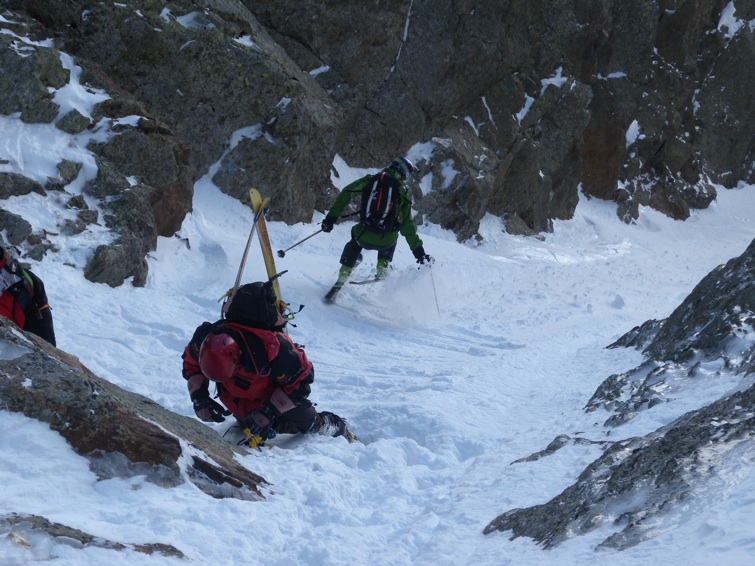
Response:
[429, 264, 441, 315]
[276, 212, 361, 257]
[277, 229, 323, 258]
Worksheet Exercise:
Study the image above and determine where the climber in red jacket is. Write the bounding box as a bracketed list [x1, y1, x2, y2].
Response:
[182, 277, 355, 448]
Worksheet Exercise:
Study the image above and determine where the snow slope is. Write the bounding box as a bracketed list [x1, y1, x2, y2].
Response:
[2, 171, 755, 564]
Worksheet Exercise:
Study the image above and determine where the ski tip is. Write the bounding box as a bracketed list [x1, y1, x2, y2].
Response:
[323, 288, 341, 303]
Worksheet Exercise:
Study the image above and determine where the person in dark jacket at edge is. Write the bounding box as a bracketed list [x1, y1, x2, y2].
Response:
[0, 245, 56, 346]
[182, 277, 356, 449]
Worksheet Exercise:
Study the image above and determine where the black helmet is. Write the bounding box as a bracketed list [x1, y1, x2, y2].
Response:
[225, 281, 279, 329]
[390, 156, 415, 180]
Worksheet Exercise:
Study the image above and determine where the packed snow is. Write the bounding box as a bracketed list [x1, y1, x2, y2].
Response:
[2, 43, 755, 566]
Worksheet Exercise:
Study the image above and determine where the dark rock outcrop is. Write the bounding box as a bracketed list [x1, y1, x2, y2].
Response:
[587, 237, 755, 424]
[484, 384, 755, 549]
[1, 0, 753, 279]
[0, 514, 184, 558]
[0, 316, 268, 502]
[484, 238, 755, 549]
[0, 9, 193, 286]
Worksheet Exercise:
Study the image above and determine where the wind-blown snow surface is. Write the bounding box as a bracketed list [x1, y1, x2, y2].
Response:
[2, 176, 755, 565]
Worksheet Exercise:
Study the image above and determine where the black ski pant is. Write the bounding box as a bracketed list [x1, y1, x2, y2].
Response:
[274, 403, 318, 434]
[340, 237, 397, 268]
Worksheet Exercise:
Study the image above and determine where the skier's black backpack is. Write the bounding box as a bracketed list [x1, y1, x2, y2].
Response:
[359, 172, 401, 234]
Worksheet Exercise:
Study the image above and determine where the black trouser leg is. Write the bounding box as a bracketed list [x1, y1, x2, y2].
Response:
[340, 238, 363, 267]
[274, 404, 317, 434]
[376, 242, 397, 263]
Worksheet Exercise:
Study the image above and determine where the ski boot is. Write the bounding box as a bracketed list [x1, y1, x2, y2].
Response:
[324, 254, 361, 303]
[311, 411, 358, 442]
[376, 258, 390, 280]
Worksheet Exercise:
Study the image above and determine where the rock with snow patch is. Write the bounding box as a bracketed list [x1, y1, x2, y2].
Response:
[0, 11, 193, 286]
[485, 237, 755, 549]
[0, 513, 184, 558]
[0, 316, 269, 503]
[485, 383, 755, 549]
[586, 237, 755, 424]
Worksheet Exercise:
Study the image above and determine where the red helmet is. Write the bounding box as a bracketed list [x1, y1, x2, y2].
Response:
[199, 333, 239, 382]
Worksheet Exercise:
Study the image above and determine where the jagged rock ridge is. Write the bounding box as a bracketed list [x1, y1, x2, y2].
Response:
[484, 238, 755, 549]
[1, 0, 753, 285]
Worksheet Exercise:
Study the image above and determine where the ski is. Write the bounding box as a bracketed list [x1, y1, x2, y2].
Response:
[249, 188, 283, 306]
[248, 188, 297, 333]
[325, 271, 386, 301]
[325, 276, 383, 302]
[324, 281, 344, 303]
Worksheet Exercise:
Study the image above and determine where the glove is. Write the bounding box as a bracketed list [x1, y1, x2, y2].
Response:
[240, 403, 278, 441]
[241, 429, 268, 450]
[412, 246, 434, 265]
[192, 395, 228, 423]
[321, 214, 337, 233]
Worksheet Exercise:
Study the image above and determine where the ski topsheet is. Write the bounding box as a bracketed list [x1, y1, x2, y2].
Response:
[250, 188, 283, 306]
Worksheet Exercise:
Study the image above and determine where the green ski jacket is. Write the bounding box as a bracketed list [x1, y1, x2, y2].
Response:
[326, 168, 423, 251]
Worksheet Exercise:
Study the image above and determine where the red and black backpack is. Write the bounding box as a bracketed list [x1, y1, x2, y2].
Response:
[359, 172, 402, 234]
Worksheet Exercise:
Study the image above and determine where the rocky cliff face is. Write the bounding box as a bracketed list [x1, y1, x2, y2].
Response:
[1, 0, 753, 285]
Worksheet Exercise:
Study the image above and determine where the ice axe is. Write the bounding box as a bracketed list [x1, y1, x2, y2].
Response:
[277, 229, 323, 258]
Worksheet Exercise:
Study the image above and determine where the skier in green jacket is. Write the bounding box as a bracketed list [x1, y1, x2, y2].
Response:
[321, 156, 433, 286]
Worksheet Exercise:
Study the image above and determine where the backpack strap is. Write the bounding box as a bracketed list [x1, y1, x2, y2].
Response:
[18, 268, 56, 345]
[23, 270, 34, 293]
[23, 269, 48, 313]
